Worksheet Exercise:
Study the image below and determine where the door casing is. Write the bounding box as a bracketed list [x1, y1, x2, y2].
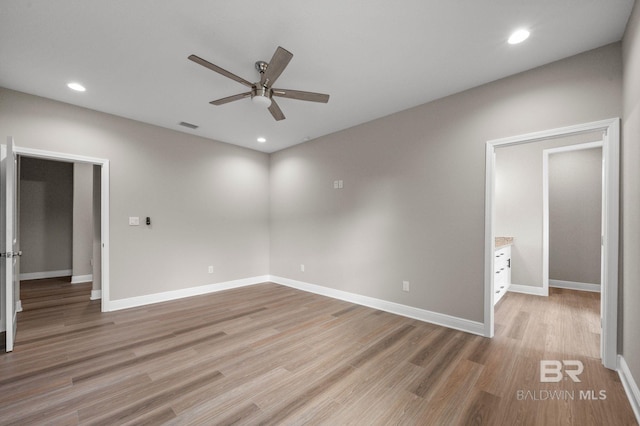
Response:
[14, 145, 111, 313]
[484, 118, 619, 370]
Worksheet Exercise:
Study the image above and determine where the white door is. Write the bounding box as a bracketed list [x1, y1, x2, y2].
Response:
[1, 137, 19, 352]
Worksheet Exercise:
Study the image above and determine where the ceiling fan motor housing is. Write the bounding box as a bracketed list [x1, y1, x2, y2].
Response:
[255, 60, 269, 74]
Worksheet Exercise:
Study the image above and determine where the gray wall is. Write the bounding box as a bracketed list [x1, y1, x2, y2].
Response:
[1, 88, 270, 301]
[494, 134, 601, 288]
[19, 157, 73, 274]
[270, 43, 622, 322]
[549, 148, 602, 285]
[622, 0, 640, 396]
[72, 162, 94, 278]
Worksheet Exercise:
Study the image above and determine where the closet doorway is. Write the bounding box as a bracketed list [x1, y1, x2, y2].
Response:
[19, 157, 102, 310]
[4, 141, 109, 352]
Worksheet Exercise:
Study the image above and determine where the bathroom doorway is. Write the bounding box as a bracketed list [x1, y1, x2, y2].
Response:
[484, 118, 619, 369]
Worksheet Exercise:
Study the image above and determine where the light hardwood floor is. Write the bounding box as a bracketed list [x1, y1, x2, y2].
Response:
[0, 279, 636, 425]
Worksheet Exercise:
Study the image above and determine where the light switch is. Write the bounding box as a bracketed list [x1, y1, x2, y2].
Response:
[129, 216, 140, 226]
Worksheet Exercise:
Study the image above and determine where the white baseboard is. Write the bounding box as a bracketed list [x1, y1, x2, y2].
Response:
[549, 279, 600, 293]
[71, 274, 93, 284]
[90, 290, 102, 300]
[269, 276, 485, 336]
[16, 300, 22, 313]
[618, 355, 640, 424]
[508, 284, 547, 296]
[103, 274, 485, 336]
[105, 275, 270, 312]
[19, 269, 72, 281]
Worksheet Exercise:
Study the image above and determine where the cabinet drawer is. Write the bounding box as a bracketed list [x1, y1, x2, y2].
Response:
[495, 266, 508, 285]
[495, 246, 510, 260]
[494, 245, 511, 273]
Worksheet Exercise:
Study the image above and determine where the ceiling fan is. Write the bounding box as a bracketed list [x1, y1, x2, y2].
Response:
[188, 46, 330, 121]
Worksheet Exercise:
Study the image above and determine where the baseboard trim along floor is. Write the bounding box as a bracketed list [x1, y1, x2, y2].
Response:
[618, 355, 640, 424]
[105, 275, 270, 311]
[19, 270, 72, 281]
[549, 279, 601, 293]
[105, 275, 484, 336]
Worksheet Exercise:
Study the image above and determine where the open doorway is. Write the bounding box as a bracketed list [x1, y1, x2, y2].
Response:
[14, 146, 110, 313]
[492, 135, 603, 297]
[13, 145, 110, 312]
[18, 157, 102, 311]
[484, 118, 619, 370]
[3, 142, 109, 352]
[544, 142, 604, 295]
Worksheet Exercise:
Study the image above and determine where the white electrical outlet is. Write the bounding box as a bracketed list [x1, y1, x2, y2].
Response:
[300, 264, 305, 272]
[208, 266, 214, 274]
[402, 281, 410, 292]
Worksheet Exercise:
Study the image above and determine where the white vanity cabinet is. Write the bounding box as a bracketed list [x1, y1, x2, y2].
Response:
[494, 245, 511, 304]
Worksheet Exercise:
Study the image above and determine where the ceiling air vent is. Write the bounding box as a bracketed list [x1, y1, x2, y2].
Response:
[179, 121, 199, 129]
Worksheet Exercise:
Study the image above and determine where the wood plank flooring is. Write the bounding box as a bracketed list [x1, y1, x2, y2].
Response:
[0, 279, 636, 425]
[20, 278, 91, 311]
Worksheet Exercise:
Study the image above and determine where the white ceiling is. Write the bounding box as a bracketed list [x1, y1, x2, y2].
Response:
[0, 1, 634, 153]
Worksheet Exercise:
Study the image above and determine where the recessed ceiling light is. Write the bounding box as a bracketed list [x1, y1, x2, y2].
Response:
[257, 137, 267, 143]
[67, 82, 86, 92]
[508, 29, 530, 45]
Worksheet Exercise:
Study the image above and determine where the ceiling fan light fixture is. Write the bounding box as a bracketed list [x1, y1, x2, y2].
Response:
[251, 85, 272, 108]
[251, 94, 272, 108]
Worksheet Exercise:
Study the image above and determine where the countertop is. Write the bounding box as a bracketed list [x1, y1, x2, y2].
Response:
[495, 236, 514, 249]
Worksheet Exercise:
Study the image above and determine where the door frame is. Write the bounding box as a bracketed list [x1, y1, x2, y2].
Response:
[15, 145, 111, 313]
[1, 138, 18, 351]
[484, 118, 619, 370]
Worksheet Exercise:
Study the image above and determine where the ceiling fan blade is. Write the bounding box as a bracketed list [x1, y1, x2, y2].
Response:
[261, 46, 293, 87]
[272, 88, 330, 103]
[210, 92, 252, 105]
[268, 99, 286, 121]
[188, 54, 253, 88]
